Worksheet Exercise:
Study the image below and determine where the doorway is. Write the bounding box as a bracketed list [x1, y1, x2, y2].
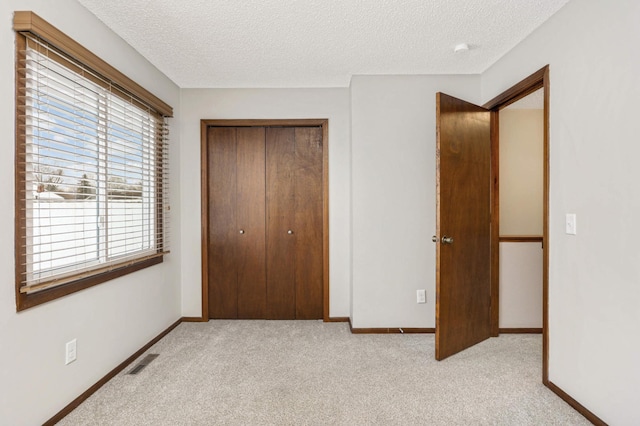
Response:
[435, 66, 550, 379]
[497, 89, 544, 333]
[483, 66, 550, 381]
[200, 119, 330, 321]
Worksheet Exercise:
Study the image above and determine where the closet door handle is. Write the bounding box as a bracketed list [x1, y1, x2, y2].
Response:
[287, 230, 294, 235]
[239, 229, 245, 234]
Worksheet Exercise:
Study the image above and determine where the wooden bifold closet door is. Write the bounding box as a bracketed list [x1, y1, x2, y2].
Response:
[208, 126, 323, 320]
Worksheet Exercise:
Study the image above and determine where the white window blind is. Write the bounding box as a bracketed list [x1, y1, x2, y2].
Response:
[17, 35, 170, 294]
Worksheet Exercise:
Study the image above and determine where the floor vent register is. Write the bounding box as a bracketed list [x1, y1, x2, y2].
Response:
[128, 354, 159, 375]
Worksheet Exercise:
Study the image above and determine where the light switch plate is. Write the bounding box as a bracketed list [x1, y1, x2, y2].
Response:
[566, 213, 577, 235]
[416, 289, 426, 304]
[65, 339, 77, 365]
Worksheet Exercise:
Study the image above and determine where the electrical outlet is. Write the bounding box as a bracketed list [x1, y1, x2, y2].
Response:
[65, 339, 77, 365]
[417, 289, 426, 304]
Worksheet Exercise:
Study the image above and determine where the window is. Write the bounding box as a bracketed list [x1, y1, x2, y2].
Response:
[14, 12, 172, 311]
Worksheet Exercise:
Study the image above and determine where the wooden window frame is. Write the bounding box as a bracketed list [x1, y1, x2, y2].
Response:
[14, 11, 173, 311]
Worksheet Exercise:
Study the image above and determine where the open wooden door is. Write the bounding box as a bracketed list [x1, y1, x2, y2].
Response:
[435, 93, 492, 360]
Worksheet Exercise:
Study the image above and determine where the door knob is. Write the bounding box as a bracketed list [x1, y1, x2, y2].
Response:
[287, 230, 294, 235]
[441, 236, 453, 244]
[432, 235, 437, 243]
[239, 229, 245, 234]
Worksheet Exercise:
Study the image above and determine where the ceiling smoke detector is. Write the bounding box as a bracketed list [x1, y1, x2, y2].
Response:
[454, 43, 470, 53]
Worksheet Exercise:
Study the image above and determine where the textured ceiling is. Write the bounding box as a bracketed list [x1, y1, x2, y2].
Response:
[77, 0, 570, 88]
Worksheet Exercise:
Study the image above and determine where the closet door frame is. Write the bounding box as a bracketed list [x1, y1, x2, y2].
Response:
[200, 119, 330, 321]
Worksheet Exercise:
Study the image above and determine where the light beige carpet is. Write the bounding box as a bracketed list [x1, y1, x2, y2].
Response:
[59, 321, 590, 425]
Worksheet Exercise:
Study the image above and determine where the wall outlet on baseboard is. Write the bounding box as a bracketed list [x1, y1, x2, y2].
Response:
[416, 289, 426, 304]
[65, 339, 77, 365]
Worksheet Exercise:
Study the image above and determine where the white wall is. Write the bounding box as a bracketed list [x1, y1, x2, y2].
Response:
[482, 0, 640, 423]
[499, 242, 543, 328]
[179, 88, 351, 318]
[0, 1, 181, 424]
[350, 75, 480, 328]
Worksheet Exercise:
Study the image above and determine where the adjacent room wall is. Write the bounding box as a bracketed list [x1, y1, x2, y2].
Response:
[0, 1, 182, 424]
[179, 88, 351, 318]
[498, 108, 544, 329]
[350, 75, 480, 328]
[499, 242, 543, 328]
[499, 108, 544, 236]
[482, 0, 640, 423]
